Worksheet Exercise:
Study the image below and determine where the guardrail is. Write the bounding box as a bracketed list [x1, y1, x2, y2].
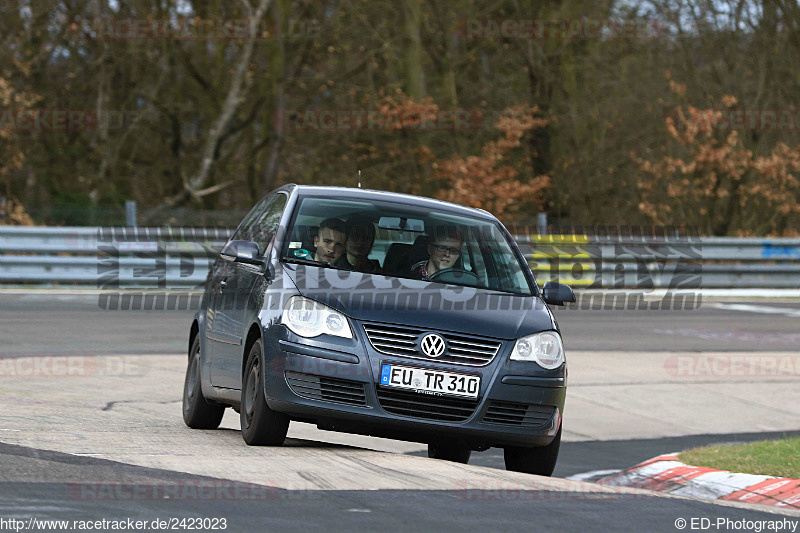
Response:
[0, 226, 227, 288]
[515, 234, 800, 289]
[0, 226, 798, 289]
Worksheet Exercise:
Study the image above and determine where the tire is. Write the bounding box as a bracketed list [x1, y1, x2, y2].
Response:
[503, 425, 561, 476]
[183, 336, 225, 429]
[427, 442, 472, 464]
[240, 339, 289, 446]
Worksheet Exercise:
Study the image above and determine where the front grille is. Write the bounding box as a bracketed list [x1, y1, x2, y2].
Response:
[376, 387, 478, 422]
[363, 323, 502, 366]
[482, 400, 554, 428]
[285, 372, 367, 406]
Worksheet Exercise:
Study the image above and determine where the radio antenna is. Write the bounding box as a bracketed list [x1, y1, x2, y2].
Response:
[358, 170, 362, 188]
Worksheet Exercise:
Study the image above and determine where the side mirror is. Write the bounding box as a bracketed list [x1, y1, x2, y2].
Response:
[220, 240, 263, 267]
[541, 281, 576, 306]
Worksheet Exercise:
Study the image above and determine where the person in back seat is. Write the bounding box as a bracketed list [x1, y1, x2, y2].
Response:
[335, 220, 381, 273]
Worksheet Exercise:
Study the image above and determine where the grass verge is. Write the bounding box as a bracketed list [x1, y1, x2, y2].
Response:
[678, 436, 800, 478]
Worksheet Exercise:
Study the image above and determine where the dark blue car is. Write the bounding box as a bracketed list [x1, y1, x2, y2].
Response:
[182, 185, 575, 475]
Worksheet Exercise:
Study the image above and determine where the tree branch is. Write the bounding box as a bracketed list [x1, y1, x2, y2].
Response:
[155, 0, 272, 209]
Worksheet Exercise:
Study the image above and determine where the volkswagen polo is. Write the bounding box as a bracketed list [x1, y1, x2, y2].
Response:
[182, 184, 575, 475]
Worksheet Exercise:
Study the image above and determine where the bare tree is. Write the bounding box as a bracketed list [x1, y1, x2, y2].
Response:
[157, 0, 272, 209]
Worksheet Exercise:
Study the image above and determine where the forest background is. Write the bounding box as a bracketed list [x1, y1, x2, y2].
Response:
[1, 0, 799, 235]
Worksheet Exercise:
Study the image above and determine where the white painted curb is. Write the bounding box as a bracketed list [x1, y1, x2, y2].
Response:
[594, 454, 800, 510]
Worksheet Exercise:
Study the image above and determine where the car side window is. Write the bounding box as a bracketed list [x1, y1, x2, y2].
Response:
[231, 194, 274, 243]
[492, 245, 527, 293]
[252, 193, 288, 255]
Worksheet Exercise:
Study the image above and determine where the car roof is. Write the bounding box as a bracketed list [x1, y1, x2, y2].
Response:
[291, 185, 497, 221]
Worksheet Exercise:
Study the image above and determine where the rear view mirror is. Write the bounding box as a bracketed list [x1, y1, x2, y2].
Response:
[541, 281, 576, 306]
[378, 216, 425, 232]
[220, 240, 263, 266]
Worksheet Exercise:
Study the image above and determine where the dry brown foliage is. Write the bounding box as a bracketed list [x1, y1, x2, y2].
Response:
[635, 85, 800, 236]
[0, 197, 35, 226]
[433, 105, 551, 219]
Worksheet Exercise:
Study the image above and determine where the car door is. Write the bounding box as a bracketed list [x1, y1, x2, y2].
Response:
[202, 254, 227, 363]
[211, 192, 288, 389]
[207, 196, 272, 388]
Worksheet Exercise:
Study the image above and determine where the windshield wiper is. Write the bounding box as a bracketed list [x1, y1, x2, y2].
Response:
[281, 256, 338, 269]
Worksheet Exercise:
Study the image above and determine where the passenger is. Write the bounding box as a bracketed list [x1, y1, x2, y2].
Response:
[410, 227, 464, 281]
[313, 218, 346, 264]
[335, 221, 382, 273]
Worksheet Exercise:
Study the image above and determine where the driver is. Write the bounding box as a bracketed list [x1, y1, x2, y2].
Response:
[410, 227, 463, 281]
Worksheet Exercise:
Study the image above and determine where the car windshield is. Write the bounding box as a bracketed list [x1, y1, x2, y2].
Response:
[281, 196, 534, 296]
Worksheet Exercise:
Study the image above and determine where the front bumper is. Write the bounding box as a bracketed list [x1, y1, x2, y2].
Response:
[262, 324, 566, 450]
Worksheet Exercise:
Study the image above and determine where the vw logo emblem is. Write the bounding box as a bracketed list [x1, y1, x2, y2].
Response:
[420, 334, 446, 358]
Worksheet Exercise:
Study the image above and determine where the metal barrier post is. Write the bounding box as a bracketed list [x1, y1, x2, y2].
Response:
[125, 200, 137, 228]
[537, 212, 547, 235]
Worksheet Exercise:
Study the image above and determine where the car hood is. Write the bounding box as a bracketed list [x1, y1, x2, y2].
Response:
[281, 263, 556, 340]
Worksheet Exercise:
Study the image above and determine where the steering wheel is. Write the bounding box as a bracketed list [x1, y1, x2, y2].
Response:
[428, 268, 479, 285]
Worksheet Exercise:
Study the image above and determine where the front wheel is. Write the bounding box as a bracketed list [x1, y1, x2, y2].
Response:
[503, 425, 561, 476]
[240, 339, 289, 446]
[427, 442, 471, 464]
[183, 336, 225, 429]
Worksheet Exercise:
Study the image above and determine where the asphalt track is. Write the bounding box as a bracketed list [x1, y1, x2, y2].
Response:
[3, 291, 800, 354]
[0, 445, 791, 533]
[470, 430, 800, 479]
[1, 291, 799, 531]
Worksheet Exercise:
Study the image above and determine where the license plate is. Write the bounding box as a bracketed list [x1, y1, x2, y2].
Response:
[379, 364, 480, 399]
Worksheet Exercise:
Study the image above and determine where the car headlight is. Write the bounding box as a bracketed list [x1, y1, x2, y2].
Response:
[282, 296, 353, 339]
[510, 331, 564, 369]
